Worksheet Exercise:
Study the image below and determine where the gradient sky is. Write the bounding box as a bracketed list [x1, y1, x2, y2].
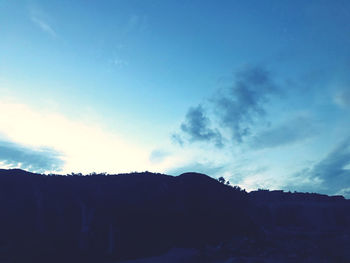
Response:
[1, 0, 350, 196]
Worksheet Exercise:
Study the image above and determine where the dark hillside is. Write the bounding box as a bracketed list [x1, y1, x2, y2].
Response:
[0, 169, 350, 262]
[0, 169, 252, 262]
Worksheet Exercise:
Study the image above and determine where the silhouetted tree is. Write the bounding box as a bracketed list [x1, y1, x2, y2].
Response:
[218, 176, 225, 184]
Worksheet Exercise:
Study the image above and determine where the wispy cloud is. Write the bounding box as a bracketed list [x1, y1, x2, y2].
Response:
[31, 16, 57, 38]
[213, 66, 279, 143]
[286, 136, 350, 196]
[250, 115, 318, 150]
[334, 89, 350, 108]
[112, 58, 128, 68]
[180, 105, 223, 148]
[125, 14, 148, 33]
[171, 133, 184, 146]
[310, 137, 350, 192]
[149, 149, 170, 164]
[174, 65, 281, 147]
[0, 140, 63, 173]
[29, 6, 57, 38]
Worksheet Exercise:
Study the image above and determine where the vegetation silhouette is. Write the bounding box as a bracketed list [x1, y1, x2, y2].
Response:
[0, 169, 349, 262]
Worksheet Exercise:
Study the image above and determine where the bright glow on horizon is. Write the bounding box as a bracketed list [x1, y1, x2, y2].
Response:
[0, 99, 159, 174]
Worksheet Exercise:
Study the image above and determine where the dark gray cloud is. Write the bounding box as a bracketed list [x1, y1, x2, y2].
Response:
[180, 105, 223, 148]
[0, 140, 64, 172]
[174, 66, 280, 147]
[250, 116, 318, 149]
[287, 137, 350, 196]
[214, 66, 279, 143]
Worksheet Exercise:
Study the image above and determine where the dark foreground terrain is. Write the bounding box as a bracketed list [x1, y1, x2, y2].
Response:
[0, 169, 349, 262]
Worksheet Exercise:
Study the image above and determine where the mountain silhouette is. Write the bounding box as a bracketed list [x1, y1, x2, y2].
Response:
[0, 169, 349, 262]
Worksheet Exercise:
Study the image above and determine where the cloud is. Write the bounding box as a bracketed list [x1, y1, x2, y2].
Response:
[29, 6, 57, 38]
[213, 66, 279, 143]
[336, 187, 350, 198]
[175, 66, 280, 147]
[171, 133, 184, 146]
[0, 140, 63, 173]
[128, 15, 140, 30]
[286, 137, 350, 196]
[334, 89, 350, 108]
[112, 58, 128, 68]
[250, 116, 318, 149]
[125, 14, 148, 33]
[149, 149, 170, 164]
[180, 105, 223, 148]
[30, 16, 57, 38]
[310, 137, 350, 190]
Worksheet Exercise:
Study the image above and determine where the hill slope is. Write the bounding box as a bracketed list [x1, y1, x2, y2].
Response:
[0, 169, 349, 262]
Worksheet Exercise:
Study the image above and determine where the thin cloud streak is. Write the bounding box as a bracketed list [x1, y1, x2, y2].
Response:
[30, 9, 58, 38]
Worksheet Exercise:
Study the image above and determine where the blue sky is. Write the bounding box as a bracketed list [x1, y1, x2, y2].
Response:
[1, 0, 350, 196]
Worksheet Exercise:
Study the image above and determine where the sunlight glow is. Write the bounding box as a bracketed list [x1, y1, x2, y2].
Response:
[0, 100, 153, 174]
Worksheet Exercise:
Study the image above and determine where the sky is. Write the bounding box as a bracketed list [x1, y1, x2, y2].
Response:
[1, 0, 350, 196]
